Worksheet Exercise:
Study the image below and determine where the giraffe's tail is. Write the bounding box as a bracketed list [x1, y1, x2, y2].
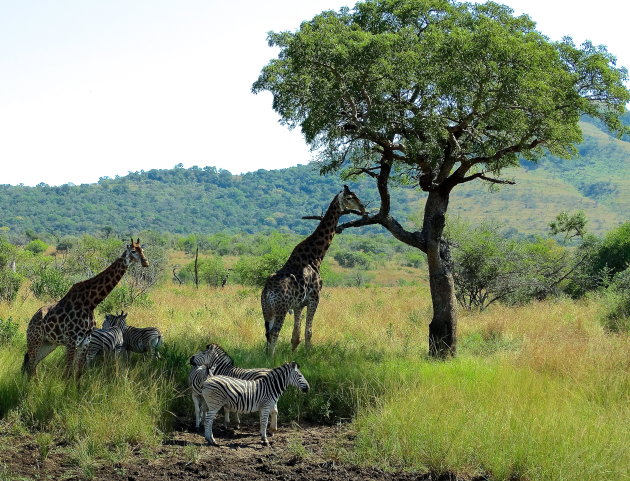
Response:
[21, 352, 29, 374]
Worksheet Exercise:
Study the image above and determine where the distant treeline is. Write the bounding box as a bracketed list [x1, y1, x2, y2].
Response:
[0, 116, 628, 240]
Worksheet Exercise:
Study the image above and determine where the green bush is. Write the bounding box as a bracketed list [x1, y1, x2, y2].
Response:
[333, 250, 373, 269]
[600, 267, 630, 333]
[179, 256, 227, 286]
[98, 285, 153, 314]
[593, 222, 630, 276]
[25, 239, 48, 255]
[30, 265, 71, 301]
[0, 316, 19, 346]
[0, 269, 23, 302]
[402, 251, 425, 268]
[234, 249, 291, 287]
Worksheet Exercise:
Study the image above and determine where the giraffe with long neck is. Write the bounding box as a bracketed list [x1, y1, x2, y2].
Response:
[22, 239, 149, 377]
[262, 186, 365, 356]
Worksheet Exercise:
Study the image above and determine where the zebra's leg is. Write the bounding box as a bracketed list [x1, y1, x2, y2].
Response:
[192, 394, 202, 430]
[291, 306, 304, 351]
[234, 412, 241, 430]
[269, 403, 279, 433]
[204, 407, 220, 446]
[74, 333, 92, 377]
[223, 407, 230, 429]
[152, 336, 163, 359]
[200, 399, 208, 431]
[223, 408, 240, 430]
[304, 292, 320, 349]
[259, 407, 271, 446]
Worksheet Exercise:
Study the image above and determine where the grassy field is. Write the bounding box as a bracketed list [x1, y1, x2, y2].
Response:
[1, 284, 629, 480]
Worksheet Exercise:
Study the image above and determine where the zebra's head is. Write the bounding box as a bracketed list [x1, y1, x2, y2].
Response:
[287, 362, 310, 393]
[103, 311, 128, 330]
[189, 343, 231, 367]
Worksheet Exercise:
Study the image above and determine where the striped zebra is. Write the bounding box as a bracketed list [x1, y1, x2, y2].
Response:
[86, 324, 124, 364]
[189, 343, 272, 429]
[202, 361, 309, 446]
[102, 312, 163, 357]
[188, 364, 215, 430]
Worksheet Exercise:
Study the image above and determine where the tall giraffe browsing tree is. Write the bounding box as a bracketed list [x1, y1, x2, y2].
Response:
[262, 186, 365, 356]
[22, 239, 149, 377]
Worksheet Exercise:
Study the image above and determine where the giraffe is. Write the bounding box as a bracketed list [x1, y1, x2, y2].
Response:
[262, 185, 365, 356]
[22, 239, 149, 378]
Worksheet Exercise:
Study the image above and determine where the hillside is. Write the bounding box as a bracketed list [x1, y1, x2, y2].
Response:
[0, 119, 628, 238]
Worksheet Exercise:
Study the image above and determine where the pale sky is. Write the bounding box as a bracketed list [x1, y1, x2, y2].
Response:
[1, 0, 628, 186]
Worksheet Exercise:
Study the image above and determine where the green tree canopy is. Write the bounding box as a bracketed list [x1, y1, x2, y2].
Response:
[253, 0, 630, 357]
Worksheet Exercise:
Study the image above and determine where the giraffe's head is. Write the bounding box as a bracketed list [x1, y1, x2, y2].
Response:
[124, 238, 149, 267]
[338, 185, 366, 215]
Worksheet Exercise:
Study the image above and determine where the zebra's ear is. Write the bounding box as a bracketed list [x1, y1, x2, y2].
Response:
[206, 344, 211, 350]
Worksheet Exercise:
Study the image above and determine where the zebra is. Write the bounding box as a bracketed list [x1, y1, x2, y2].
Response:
[102, 312, 163, 357]
[189, 364, 212, 430]
[189, 343, 272, 429]
[85, 323, 124, 364]
[202, 361, 309, 446]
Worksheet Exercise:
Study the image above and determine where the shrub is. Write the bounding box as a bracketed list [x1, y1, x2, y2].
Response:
[600, 267, 630, 333]
[333, 250, 373, 269]
[402, 251, 425, 268]
[594, 222, 630, 276]
[179, 256, 227, 287]
[25, 239, 48, 255]
[0, 269, 23, 302]
[233, 248, 291, 287]
[98, 285, 153, 314]
[0, 316, 19, 346]
[30, 265, 71, 301]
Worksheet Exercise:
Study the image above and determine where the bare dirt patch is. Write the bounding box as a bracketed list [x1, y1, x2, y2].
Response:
[0, 421, 473, 481]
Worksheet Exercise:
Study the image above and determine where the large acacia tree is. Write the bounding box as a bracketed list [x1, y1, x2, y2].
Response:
[253, 0, 629, 358]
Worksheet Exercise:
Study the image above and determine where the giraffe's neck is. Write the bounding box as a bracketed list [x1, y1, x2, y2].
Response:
[287, 194, 343, 270]
[65, 255, 129, 310]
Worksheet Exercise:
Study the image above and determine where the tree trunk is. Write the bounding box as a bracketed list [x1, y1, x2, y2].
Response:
[424, 190, 457, 358]
[194, 246, 199, 289]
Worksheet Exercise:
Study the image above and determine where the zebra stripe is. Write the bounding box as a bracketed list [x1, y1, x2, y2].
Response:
[189, 343, 272, 429]
[86, 325, 124, 364]
[103, 312, 163, 356]
[201, 361, 309, 446]
[189, 343, 271, 380]
[189, 364, 212, 429]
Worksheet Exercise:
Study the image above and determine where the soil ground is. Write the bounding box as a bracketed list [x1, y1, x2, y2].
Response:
[0, 419, 478, 481]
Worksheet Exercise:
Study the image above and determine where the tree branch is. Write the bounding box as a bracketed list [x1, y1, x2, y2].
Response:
[459, 173, 516, 185]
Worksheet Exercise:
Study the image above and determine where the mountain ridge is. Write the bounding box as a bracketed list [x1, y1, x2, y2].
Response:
[1, 119, 628, 238]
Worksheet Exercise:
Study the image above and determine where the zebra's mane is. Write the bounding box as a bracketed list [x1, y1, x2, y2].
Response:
[206, 343, 235, 367]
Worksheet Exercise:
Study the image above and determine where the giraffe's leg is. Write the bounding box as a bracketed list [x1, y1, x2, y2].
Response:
[304, 293, 320, 349]
[24, 341, 57, 377]
[64, 344, 77, 378]
[23, 327, 49, 377]
[291, 307, 304, 351]
[266, 312, 287, 357]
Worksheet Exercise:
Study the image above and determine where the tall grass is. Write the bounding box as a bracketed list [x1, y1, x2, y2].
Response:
[1, 285, 629, 480]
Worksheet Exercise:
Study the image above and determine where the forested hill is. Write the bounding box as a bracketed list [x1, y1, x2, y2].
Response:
[1, 117, 629, 238]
